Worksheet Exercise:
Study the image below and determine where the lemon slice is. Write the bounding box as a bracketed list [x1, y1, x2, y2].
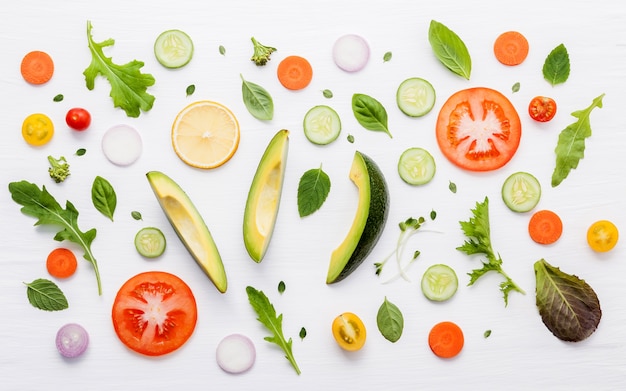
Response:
[172, 101, 240, 169]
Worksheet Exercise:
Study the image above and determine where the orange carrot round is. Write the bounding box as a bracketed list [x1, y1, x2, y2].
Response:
[21, 50, 55, 85]
[528, 209, 563, 245]
[46, 248, 78, 279]
[428, 321, 464, 358]
[493, 31, 529, 66]
[277, 55, 313, 90]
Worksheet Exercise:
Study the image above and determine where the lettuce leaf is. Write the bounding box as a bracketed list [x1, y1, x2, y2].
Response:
[534, 259, 601, 342]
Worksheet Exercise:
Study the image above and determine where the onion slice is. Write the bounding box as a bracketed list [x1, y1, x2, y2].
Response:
[101, 124, 143, 166]
[332, 34, 370, 72]
[56, 323, 89, 358]
[216, 334, 256, 374]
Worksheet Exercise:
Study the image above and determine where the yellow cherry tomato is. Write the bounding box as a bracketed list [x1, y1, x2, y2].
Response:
[331, 312, 366, 351]
[587, 220, 619, 253]
[22, 113, 54, 146]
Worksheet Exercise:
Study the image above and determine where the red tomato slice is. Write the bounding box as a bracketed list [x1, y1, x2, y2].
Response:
[112, 271, 197, 356]
[528, 96, 557, 122]
[436, 87, 521, 171]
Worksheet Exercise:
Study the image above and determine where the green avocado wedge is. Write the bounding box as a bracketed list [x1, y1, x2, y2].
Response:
[327, 151, 389, 284]
[243, 129, 289, 262]
[146, 171, 227, 293]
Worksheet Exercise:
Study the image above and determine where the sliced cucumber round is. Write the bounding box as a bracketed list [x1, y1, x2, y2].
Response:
[303, 105, 341, 145]
[134, 227, 166, 258]
[398, 147, 436, 185]
[154, 29, 194, 69]
[396, 77, 436, 117]
[421, 264, 458, 302]
[501, 171, 541, 213]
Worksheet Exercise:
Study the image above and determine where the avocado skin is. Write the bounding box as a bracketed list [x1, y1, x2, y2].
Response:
[331, 152, 389, 283]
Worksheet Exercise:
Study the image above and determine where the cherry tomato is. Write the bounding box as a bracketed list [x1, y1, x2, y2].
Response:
[436, 87, 521, 171]
[111, 271, 197, 356]
[587, 220, 619, 252]
[331, 312, 366, 351]
[528, 96, 557, 122]
[66, 107, 91, 131]
[22, 113, 54, 146]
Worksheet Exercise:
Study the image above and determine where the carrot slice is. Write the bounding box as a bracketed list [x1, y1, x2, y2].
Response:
[21, 50, 55, 85]
[46, 248, 78, 279]
[493, 31, 529, 66]
[428, 321, 464, 358]
[277, 55, 313, 90]
[528, 209, 563, 245]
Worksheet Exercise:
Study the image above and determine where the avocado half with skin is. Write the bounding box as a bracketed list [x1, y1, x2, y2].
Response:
[243, 129, 289, 262]
[327, 151, 389, 284]
[146, 171, 227, 293]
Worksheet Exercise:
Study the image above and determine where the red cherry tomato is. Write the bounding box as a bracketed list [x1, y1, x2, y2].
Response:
[66, 108, 91, 131]
[528, 96, 557, 122]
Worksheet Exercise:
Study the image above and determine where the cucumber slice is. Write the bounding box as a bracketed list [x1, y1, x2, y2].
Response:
[303, 105, 341, 145]
[398, 147, 436, 185]
[421, 264, 458, 302]
[134, 227, 166, 258]
[501, 171, 541, 213]
[154, 29, 194, 69]
[396, 77, 436, 117]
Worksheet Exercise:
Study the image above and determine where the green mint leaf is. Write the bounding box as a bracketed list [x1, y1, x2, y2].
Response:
[83, 21, 155, 118]
[299, 327, 307, 340]
[347, 134, 354, 143]
[131, 211, 143, 221]
[25, 278, 69, 311]
[543, 43, 570, 86]
[92, 176, 117, 221]
[383, 51, 392, 62]
[351, 93, 391, 137]
[278, 280, 286, 294]
[75, 148, 86, 156]
[297, 165, 331, 217]
[322, 89, 333, 99]
[219, 45, 226, 55]
[240, 74, 274, 120]
[376, 297, 404, 343]
[428, 20, 471, 80]
[430, 210, 437, 220]
[484, 329, 492, 338]
[53, 94, 64, 102]
[551, 93, 605, 187]
[512, 82, 520, 93]
[449, 180, 457, 193]
[186, 84, 195, 96]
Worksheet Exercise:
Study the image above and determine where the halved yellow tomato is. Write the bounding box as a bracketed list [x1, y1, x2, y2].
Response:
[331, 312, 366, 351]
[587, 220, 619, 253]
[22, 113, 54, 146]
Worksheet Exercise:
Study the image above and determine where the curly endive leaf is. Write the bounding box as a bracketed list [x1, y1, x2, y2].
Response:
[534, 259, 601, 342]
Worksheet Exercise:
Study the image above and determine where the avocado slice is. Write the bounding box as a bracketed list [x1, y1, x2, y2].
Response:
[327, 151, 389, 283]
[243, 129, 289, 262]
[146, 171, 227, 293]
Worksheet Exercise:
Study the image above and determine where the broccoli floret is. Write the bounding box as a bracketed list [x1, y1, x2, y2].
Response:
[48, 155, 70, 183]
[250, 37, 276, 66]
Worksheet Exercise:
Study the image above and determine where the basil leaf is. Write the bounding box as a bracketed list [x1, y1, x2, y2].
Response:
[299, 327, 307, 340]
[448, 180, 457, 193]
[322, 89, 333, 99]
[383, 51, 392, 62]
[278, 280, 286, 294]
[376, 297, 404, 342]
[186, 84, 195, 96]
[75, 148, 86, 156]
[512, 82, 520, 93]
[53, 94, 64, 102]
[92, 176, 117, 221]
[543, 43, 570, 86]
[131, 210, 143, 221]
[428, 20, 471, 80]
[25, 278, 69, 311]
[351, 93, 391, 137]
[219, 45, 226, 55]
[297, 165, 331, 217]
[241, 74, 274, 120]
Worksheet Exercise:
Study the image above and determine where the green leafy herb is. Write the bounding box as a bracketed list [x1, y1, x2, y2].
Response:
[484, 329, 492, 338]
[375, 216, 426, 281]
[92, 176, 117, 221]
[449, 181, 457, 193]
[551, 93, 605, 187]
[219, 45, 226, 55]
[83, 21, 155, 118]
[351, 93, 391, 138]
[347, 134, 354, 143]
[322, 89, 333, 99]
[131, 211, 143, 221]
[383, 51, 392, 62]
[430, 210, 437, 220]
[75, 148, 86, 156]
[376, 297, 404, 343]
[278, 280, 286, 294]
[534, 259, 601, 342]
[457, 197, 525, 306]
[53, 94, 64, 102]
[186, 84, 195, 96]
[246, 286, 301, 375]
[240, 74, 274, 120]
[297, 165, 331, 217]
[512, 82, 520, 93]
[428, 20, 471, 80]
[299, 327, 307, 340]
[8, 181, 102, 295]
[25, 278, 69, 311]
[543, 44, 570, 86]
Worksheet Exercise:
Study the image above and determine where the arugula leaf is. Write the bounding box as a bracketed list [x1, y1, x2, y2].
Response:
[534, 259, 601, 342]
[551, 93, 605, 187]
[542, 44, 570, 86]
[376, 297, 404, 343]
[92, 176, 117, 221]
[457, 197, 525, 306]
[25, 278, 68, 311]
[8, 181, 102, 295]
[428, 20, 471, 80]
[246, 286, 301, 375]
[351, 93, 391, 137]
[241, 74, 274, 120]
[83, 21, 155, 118]
[297, 165, 331, 217]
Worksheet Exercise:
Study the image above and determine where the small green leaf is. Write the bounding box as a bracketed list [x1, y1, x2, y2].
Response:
[278, 280, 286, 294]
[351, 93, 391, 137]
[131, 211, 143, 221]
[75, 148, 86, 156]
[53, 94, 64, 102]
[92, 176, 117, 221]
[240, 74, 274, 120]
[347, 134, 354, 143]
[428, 20, 472, 80]
[25, 279, 69, 311]
[297, 165, 331, 217]
[449, 181, 457, 193]
[376, 297, 404, 343]
[322, 89, 333, 99]
[543, 44, 570, 86]
[484, 329, 492, 338]
[219, 45, 226, 55]
[299, 327, 307, 340]
[430, 210, 437, 220]
[512, 82, 520, 93]
[186, 84, 196, 96]
[383, 51, 392, 62]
